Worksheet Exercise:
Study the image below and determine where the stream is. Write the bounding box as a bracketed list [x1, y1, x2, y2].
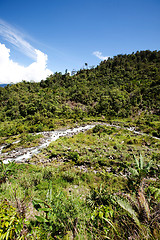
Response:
[0, 123, 160, 164]
[1, 124, 95, 164]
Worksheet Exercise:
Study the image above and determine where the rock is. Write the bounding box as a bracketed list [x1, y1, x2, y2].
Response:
[105, 167, 112, 172]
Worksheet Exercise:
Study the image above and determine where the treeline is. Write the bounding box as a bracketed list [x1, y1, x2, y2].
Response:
[0, 50, 160, 122]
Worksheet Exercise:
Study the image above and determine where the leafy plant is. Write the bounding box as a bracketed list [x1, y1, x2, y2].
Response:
[87, 154, 160, 239]
[90, 205, 119, 239]
[86, 185, 111, 208]
[67, 151, 79, 162]
[33, 182, 80, 239]
[0, 200, 24, 240]
[127, 154, 152, 191]
[114, 184, 160, 239]
[0, 160, 16, 184]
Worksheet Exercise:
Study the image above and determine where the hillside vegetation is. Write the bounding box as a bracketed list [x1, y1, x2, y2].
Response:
[0, 50, 159, 119]
[0, 50, 160, 137]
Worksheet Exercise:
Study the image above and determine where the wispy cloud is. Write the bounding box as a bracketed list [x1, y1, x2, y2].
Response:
[0, 19, 53, 83]
[0, 19, 37, 60]
[93, 51, 109, 61]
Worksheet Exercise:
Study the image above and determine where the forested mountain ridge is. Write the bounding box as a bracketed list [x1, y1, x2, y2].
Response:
[0, 50, 160, 123]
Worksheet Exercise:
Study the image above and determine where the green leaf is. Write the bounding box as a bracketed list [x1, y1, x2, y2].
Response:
[5, 228, 11, 240]
[5, 222, 9, 228]
[134, 155, 140, 170]
[103, 217, 118, 234]
[128, 167, 139, 177]
[38, 208, 51, 212]
[99, 211, 103, 219]
[35, 215, 48, 223]
[33, 199, 45, 204]
[144, 160, 152, 171]
[149, 186, 160, 200]
[139, 154, 144, 169]
[115, 196, 141, 227]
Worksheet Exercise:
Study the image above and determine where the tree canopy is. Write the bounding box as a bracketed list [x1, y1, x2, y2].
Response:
[0, 50, 160, 122]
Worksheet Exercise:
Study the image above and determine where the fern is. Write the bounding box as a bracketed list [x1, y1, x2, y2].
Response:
[148, 186, 160, 201]
[144, 160, 152, 171]
[122, 193, 139, 212]
[139, 154, 144, 170]
[114, 196, 141, 227]
[133, 155, 140, 171]
[128, 167, 139, 177]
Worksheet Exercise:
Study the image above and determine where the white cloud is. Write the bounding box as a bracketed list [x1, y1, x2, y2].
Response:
[0, 19, 53, 83]
[93, 51, 109, 61]
[0, 43, 53, 83]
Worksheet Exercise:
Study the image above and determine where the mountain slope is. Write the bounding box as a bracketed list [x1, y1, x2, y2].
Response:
[0, 50, 160, 123]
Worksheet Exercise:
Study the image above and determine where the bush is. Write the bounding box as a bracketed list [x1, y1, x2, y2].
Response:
[67, 151, 79, 162]
[33, 189, 80, 239]
[92, 125, 106, 133]
[0, 200, 24, 240]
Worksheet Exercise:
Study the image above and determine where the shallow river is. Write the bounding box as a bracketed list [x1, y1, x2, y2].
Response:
[1, 123, 159, 164]
[1, 124, 95, 164]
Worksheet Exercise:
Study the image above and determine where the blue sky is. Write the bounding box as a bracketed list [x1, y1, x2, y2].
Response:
[0, 0, 160, 83]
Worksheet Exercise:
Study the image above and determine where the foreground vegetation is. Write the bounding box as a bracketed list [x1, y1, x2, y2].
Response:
[0, 125, 159, 239]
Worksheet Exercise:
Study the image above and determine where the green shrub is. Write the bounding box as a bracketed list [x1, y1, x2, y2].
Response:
[0, 160, 16, 185]
[0, 200, 24, 240]
[61, 171, 78, 183]
[67, 151, 79, 162]
[43, 168, 53, 180]
[33, 188, 81, 239]
[92, 125, 106, 133]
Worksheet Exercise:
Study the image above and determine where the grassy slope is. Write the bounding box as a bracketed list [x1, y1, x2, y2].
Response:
[0, 125, 159, 239]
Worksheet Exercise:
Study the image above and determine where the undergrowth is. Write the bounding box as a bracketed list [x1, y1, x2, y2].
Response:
[0, 124, 159, 239]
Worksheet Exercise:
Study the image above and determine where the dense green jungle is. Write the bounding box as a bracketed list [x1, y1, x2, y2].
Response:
[0, 50, 160, 239]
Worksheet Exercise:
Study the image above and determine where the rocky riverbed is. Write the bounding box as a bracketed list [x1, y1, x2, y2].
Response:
[1, 122, 160, 164]
[0, 124, 95, 164]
